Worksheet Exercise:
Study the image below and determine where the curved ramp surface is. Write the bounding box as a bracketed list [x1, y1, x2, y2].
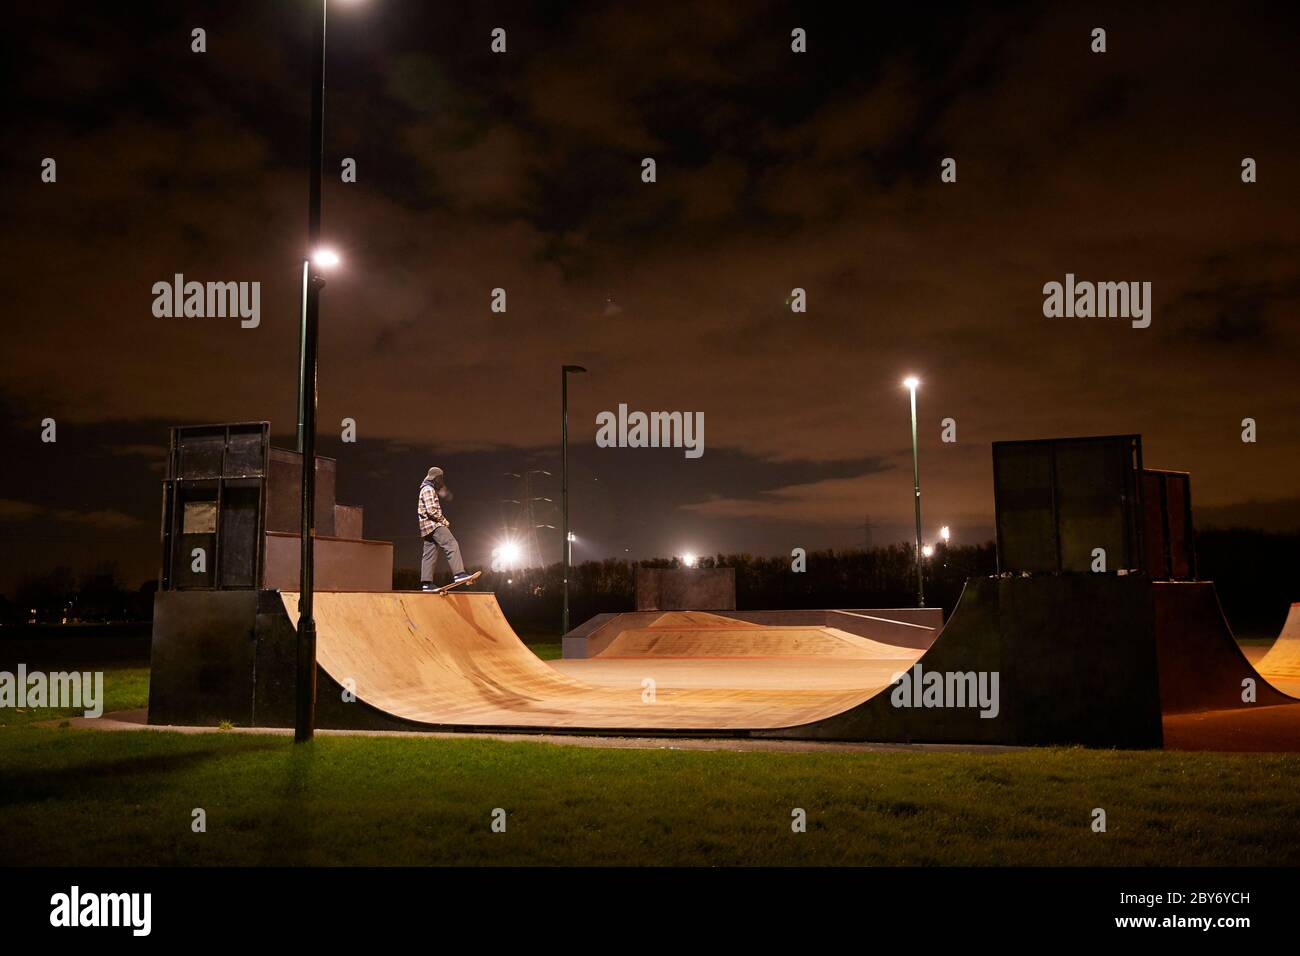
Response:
[283, 592, 882, 731]
[281, 577, 1165, 747]
[1152, 583, 1296, 712]
[1257, 603, 1300, 680]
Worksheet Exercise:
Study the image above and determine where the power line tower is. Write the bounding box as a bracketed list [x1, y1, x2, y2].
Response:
[503, 470, 555, 567]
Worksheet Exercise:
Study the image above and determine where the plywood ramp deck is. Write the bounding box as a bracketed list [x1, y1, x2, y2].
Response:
[283, 592, 889, 731]
[598, 622, 924, 660]
[1257, 603, 1300, 680]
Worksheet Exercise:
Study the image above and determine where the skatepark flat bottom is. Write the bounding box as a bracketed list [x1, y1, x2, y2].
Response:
[551, 657, 921, 692]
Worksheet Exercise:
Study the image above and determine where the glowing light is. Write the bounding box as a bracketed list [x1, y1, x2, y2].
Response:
[903, 376, 920, 390]
[921, 544, 935, 559]
[313, 248, 341, 269]
[491, 539, 523, 571]
[940, 526, 951, 542]
[682, 552, 698, 568]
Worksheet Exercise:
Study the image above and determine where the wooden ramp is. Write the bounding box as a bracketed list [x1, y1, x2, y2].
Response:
[597, 620, 924, 660]
[282, 591, 887, 731]
[277, 577, 1167, 746]
[1257, 603, 1300, 680]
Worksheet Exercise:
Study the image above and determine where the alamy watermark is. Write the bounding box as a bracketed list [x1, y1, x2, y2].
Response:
[50, 886, 150, 936]
[595, 404, 704, 459]
[0, 664, 103, 717]
[1042, 273, 1151, 328]
[890, 663, 1000, 718]
[152, 274, 260, 328]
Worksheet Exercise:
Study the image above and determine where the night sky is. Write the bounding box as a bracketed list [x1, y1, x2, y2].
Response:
[2, 1, 1298, 594]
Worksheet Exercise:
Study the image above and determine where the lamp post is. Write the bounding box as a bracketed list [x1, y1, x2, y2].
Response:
[294, 0, 330, 744]
[904, 376, 924, 608]
[561, 365, 587, 636]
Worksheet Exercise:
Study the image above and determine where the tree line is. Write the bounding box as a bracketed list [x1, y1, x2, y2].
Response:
[4, 530, 1294, 636]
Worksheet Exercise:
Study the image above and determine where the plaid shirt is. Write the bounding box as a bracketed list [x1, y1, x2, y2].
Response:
[417, 480, 449, 537]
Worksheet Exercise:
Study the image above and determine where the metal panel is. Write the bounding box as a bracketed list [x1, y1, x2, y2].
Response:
[265, 447, 336, 537]
[992, 435, 1144, 574]
[224, 429, 265, 477]
[1055, 438, 1135, 572]
[1142, 470, 1170, 577]
[992, 442, 1057, 573]
[1141, 469, 1195, 581]
[1165, 472, 1194, 578]
[161, 423, 270, 590]
[148, 590, 259, 726]
[218, 481, 261, 588]
[177, 428, 225, 479]
[172, 480, 218, 588]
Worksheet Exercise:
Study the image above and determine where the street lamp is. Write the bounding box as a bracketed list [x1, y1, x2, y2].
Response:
[294, 0, 361, 744]
[312, 248, 341, 269]
[561, 366, 586, 637]
[903, 376, 924, 608]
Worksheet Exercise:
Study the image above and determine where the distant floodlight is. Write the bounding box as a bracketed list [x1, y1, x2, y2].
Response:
[313, 248, 341, 269]
[903, 376, 920, 390]
[567, 532, 576, 542]
[682, 552, 697, 568]
[921, 544, 934, 559]
[940, 526, 950, 542]
[492, 540, 523, 572]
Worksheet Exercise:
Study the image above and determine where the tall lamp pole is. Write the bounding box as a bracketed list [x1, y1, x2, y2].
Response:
[561, 365, 587, 637]
[295, 0, 329, 743]
[904, 376, 925, 608]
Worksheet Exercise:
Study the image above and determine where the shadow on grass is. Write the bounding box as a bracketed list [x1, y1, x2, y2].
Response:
[255, 742, 320, 865]
[0, 737, 286, 807]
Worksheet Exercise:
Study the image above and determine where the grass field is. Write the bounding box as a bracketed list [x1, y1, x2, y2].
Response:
[2, 664, 1300, 866]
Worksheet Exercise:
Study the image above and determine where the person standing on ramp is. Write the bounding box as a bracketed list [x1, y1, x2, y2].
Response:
[418, 467, 473, 591]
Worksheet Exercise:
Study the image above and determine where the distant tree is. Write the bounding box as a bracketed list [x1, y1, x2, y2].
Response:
[78, 562, 128, 621]
[15, 566, 76, 623]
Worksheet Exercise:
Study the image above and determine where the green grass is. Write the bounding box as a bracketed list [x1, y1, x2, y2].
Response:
[0, 663, 151, 729]
[3, 663, 1300, 866]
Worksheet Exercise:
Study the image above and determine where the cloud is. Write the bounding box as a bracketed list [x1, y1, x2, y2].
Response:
[3, 0, 1300, 578]
[0, 499, 43, 521]
[0, 499, 141, 531]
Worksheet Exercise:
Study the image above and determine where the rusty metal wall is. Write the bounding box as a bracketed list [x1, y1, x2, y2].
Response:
[333, 503, 364, 540]
[265, 447, 336, 537]
[262, 532, 393, 591]
[1141, 469, 1196, 580]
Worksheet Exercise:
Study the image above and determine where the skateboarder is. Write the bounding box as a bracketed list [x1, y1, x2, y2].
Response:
[418, 467, 473, 591]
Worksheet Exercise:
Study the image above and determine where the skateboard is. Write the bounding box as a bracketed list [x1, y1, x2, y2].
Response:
[431, 570, 482, 594]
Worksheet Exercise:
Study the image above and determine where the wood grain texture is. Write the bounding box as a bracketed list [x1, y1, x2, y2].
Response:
[282, 591, 896, 730]
[1257, 604, 1300, 679]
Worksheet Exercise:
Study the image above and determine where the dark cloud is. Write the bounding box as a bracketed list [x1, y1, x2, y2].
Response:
[2, 1, 1298, 594]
